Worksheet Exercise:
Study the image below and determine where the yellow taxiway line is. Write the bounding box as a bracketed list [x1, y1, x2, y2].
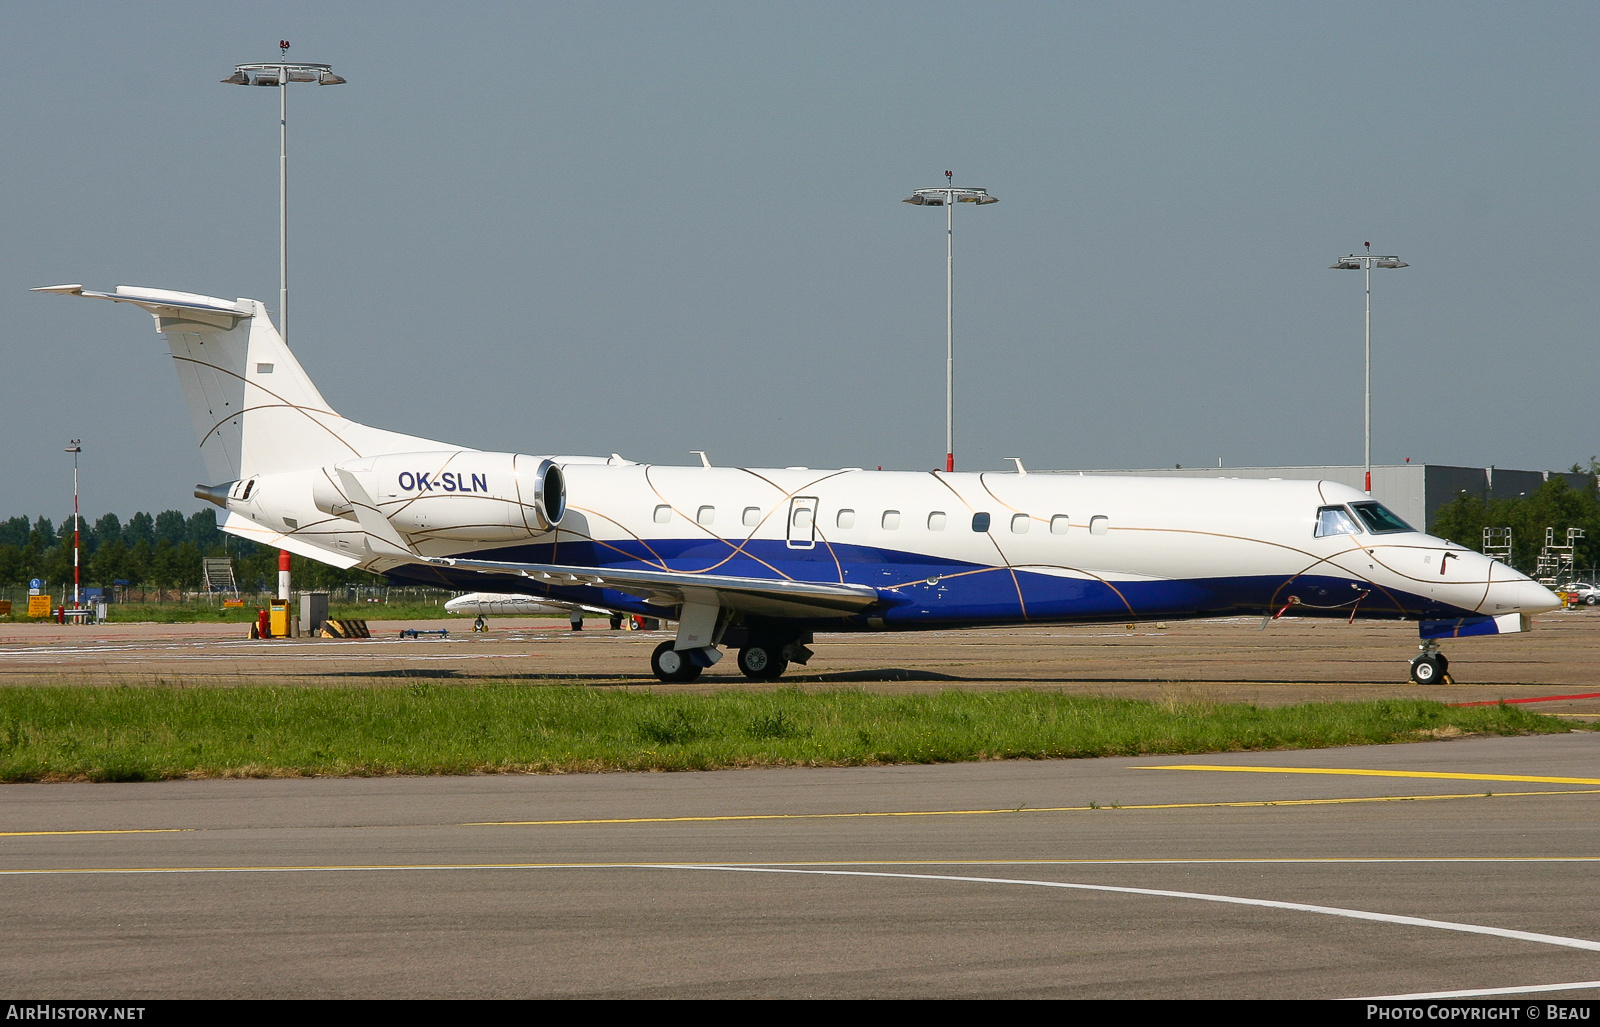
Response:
[12, 788, 1595, 840]
[1141, 765, 1600, 785]
[466, 787, 1600, 827]
[3, 856, 1599, 876]
[0, 829, 193, 838]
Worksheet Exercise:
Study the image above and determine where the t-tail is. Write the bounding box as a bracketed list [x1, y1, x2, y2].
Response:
[33, 285, 455, 482]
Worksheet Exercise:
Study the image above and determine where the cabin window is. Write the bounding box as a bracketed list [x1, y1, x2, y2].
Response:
[1050, 514, 1069, 535]
[971, 512, 991, 532]
[653, 504, 671, 524]
[743, 506, 760, 527]
[881, 510, 901, 530]
[1349, 501, 1414, 534]
[1089, 515, 1109, 535]
[1011, 513, 1030, 534]
[927, 511, 947, 531]
[696, 505, 715, 526]
[1315, 506, 1362, 537]
[792, 506, 814, 531]
[836, 509, 856, 529]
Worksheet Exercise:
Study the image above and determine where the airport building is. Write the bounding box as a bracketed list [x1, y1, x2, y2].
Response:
[1044, 464, 1593, 532]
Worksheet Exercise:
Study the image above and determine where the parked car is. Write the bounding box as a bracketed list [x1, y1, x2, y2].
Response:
[1557, 582, 1600, 605]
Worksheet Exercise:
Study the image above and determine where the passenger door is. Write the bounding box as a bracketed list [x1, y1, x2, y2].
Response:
[787, 496, 817, 549]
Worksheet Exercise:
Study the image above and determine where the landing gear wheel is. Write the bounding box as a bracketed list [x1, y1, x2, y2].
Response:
[609, 614, 624, 630]
[651, 640, 702, 683]
[1410, 653, 1448, 685]
[737, 645, 790, 680]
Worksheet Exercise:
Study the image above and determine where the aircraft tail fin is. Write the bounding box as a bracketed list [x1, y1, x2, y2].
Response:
[35, 285, 458, 483]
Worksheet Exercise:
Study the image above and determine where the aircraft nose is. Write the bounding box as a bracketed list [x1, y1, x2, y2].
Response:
[1486, 577, 1561, 615]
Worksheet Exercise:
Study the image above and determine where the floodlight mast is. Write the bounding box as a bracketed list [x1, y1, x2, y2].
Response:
[222, 43, 346, 344]
[1330, 243, 1409, 494]
[904, 175, 997, 472]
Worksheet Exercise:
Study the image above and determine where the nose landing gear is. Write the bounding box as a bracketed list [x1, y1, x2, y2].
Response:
[1409, 640, 1453, 685]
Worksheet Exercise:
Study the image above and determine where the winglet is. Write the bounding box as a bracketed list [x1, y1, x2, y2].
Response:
[334, 466, 417, 559]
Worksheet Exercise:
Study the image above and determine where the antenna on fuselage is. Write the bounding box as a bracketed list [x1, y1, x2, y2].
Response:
[690, 451, 711, 468]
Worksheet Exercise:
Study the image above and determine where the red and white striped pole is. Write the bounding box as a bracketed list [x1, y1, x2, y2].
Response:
[278, 549, 291, 602]
[66, 440, 81, 610]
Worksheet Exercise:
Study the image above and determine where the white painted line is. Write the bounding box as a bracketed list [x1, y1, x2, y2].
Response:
[7, 860, 1596, 959]
[660, 865, 1600, 954]
[1356, 980, 1600, 999]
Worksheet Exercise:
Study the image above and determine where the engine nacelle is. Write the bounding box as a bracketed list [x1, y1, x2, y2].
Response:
[315, 451, 566, 542]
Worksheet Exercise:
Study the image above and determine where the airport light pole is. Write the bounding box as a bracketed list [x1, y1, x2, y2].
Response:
[904, 173, 998, 472]
[65, 440, 81, 610]
[222, 42, 346, 344]
[1330, 243, 1409, 494]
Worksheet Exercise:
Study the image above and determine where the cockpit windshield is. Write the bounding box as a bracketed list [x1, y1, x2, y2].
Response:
[1315, 506, 1362, 537]
[1349, 501, 1414, 534]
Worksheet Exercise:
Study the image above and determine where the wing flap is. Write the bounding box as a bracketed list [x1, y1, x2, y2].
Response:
[218, 511, 364, 570]
[428, 556, 880, 619]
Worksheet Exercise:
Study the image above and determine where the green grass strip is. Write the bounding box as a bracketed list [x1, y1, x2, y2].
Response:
[0, 685, 1583, 782]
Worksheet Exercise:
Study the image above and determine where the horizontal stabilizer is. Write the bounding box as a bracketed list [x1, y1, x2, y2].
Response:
[1419, 613, 1530, 639]
[33, 284, 251, 319]
[428, 556, 880, 620]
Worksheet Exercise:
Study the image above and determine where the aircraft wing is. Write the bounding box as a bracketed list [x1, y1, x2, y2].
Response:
[425, 556, 882, 620]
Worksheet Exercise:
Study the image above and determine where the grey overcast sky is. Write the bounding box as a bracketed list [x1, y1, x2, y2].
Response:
[4, 1, 1596, 521]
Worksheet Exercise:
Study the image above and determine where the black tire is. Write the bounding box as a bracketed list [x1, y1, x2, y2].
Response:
[1410, 654, 1445, 685]
[609, 614, 624, 630]
[1587, 596, 1597, 606]
[737, 645, 790, 680]
[650, 640, 702, 683]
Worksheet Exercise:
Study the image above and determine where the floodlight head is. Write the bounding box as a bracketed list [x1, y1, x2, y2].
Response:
[225, 61, 343, 87]
[1376, 258, 1408, 269]
[906, 186, 996, 206]
[1330, 258, 1362, 270]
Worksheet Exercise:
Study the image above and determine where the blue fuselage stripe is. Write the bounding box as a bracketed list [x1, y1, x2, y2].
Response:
[386, 537, 1478, 628]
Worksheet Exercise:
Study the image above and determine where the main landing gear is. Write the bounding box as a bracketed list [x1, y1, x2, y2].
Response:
[1409, 640, 1453, 685]
[737, 643, 788, 680]
[650, 640, 705, 683]
[648, 633, 814, 683]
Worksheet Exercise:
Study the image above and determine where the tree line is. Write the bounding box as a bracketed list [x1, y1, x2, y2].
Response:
[0, 509, 381, 595]
[1428, 470, 1600, 574]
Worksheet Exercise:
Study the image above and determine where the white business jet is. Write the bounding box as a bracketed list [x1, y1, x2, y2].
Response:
[37, 284, 1559, 684]
[443, 592, 619, 630]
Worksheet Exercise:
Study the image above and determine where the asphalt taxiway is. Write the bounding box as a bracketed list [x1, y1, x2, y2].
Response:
[3, 733, 1598, 998]
[3, 611, 1600, 714]
[3, 612, 1598, 997]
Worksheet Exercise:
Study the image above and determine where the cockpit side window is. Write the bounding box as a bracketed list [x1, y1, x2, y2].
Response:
[1315, 505, 1361, 537]
[1349, 501, 1414, 534]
